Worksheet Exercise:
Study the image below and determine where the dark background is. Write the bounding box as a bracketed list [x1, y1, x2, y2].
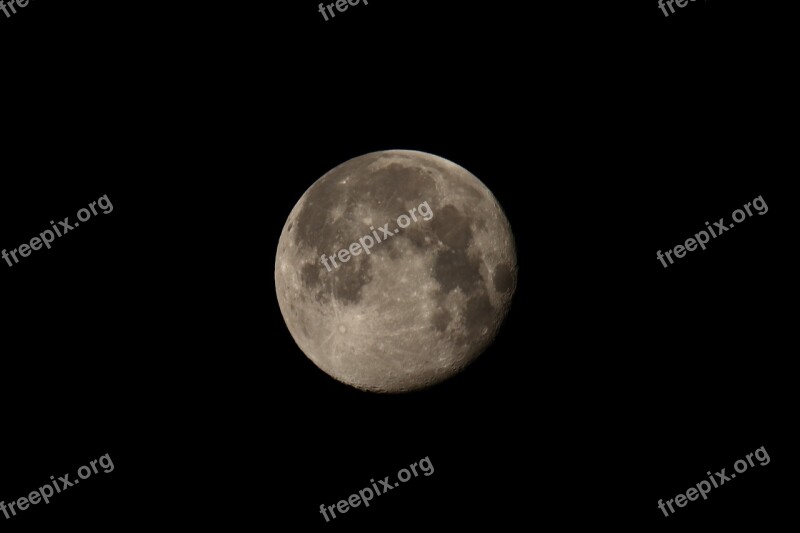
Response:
[646, 0, 796, 529]
[1, 0, 794, 529]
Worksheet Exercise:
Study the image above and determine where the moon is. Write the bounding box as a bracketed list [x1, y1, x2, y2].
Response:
[275, 150, 517, 393]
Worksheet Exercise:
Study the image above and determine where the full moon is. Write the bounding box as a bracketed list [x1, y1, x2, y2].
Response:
[275, 150, 517, 393]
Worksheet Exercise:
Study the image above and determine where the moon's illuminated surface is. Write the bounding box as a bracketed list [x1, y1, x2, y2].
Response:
[275, 150, 517, 393]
